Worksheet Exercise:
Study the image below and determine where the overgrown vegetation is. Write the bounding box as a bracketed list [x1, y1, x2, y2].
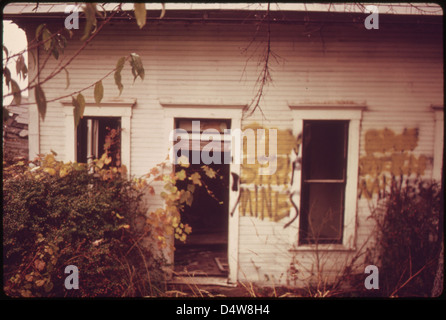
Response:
[366, 176, 442, 297]
[2, 144, 218, 297]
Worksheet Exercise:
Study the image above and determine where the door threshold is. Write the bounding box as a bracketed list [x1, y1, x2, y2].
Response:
[170, 276, 237, 287]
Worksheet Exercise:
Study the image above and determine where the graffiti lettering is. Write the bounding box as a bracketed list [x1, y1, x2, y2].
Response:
[239, 187, 291, 222]
[238, 123, 302, 222]
[359, 128, 427, 199]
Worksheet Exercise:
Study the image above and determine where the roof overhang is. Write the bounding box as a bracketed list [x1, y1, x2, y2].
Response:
[3, 2, 443, 33]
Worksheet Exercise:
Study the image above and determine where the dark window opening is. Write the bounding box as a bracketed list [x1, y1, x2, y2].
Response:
[76, 117, 121, 164]
[299, 120, 349, 244]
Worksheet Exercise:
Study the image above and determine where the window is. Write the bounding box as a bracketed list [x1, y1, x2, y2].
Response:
[76, 117, 121, 164]
[299, 120, 348, 244]
[62, 99, 134, 174]
[289, 102, 365, 249]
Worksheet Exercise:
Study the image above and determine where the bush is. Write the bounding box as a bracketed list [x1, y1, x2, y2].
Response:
[369, 176, 442, 297]
[3, 153, 163, 297]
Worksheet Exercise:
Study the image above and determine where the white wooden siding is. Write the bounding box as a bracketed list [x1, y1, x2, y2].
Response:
[31, 18, 442, 286]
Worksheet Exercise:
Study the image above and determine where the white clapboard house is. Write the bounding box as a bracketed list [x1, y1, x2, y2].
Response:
[4, 3, 443, 287]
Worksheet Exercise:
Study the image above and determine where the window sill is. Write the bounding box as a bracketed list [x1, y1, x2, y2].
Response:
[290, 244, 356, 252]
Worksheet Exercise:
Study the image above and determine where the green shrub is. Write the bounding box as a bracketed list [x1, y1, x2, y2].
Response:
[3, 153, 163, 297]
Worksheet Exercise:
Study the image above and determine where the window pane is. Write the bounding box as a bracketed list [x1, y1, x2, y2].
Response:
[302, 121, 348, 180]
[300, 183, 344, 243]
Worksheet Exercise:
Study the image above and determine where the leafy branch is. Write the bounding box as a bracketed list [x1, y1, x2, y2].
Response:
[3, 3, 156, 124]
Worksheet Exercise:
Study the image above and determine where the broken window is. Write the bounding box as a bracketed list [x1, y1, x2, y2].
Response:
[76, 117, 121, 164]
[299, 120, 349, 244]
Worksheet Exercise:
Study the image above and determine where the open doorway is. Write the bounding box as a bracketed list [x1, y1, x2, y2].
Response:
[174, 119, 230, 277]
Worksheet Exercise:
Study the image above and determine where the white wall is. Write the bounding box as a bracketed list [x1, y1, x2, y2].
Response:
[29, 16, 443, 285]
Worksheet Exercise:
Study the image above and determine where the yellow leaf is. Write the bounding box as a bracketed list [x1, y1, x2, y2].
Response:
[176, 169, 186, 181]
[35, 279, 45, 287]
[44, 167, 56, 176]
[96, 159, 104, 169]
[134, 3, 147, 29]
[59, 167, 69, 178]
[177, 155, 190, 168]
[190, 172, 202, 186]
[34, 259, 46, 271]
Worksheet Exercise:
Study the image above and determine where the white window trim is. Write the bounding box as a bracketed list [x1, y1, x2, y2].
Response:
[61, 98, 135, 175]
[160, 99, 246, 284]
[432, 105, 444, 183]
[289, 103, 366, 251]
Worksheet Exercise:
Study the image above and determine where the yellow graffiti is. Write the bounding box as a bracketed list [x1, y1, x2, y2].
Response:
[359, 128, 427, 199]
[238, 123, 301, 221]
[241, 123, 299, 157]
[241, 157, 292, 185]
[364, 128, 418, 154]
[239, 187, 291, 222]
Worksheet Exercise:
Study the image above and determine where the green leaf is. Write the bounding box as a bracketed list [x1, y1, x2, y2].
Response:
[35, 84, 47, 121]
[30, 50, 37, 70]
[35, 23, 46, 40]
[129, 53, 145, 81]
[63, 67, 70, 89]
[56, 34, 68, 51]
[77, 93, 86, 119]
[72, 96, 80, 127]
[51, 44, 59, 60]
[134, 3, 147, 29]
[114, 56, 126, 95]
[42, 27, 52, 51]
[10, 79, 21, 106]
[81, 3, 97, 41]
[94, 80, 104, 105]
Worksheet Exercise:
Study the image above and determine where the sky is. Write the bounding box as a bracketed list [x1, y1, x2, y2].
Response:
[3, 20, 28, 107]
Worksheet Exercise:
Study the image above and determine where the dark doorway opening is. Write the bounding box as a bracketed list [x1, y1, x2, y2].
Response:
[173, 119, 230, 277]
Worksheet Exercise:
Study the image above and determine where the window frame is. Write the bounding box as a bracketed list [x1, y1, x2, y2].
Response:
[76, 116, 122, 164]
[299, 120, 349, 245]
[289, 103, 366, 250]
[62, 99, 135, 175]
